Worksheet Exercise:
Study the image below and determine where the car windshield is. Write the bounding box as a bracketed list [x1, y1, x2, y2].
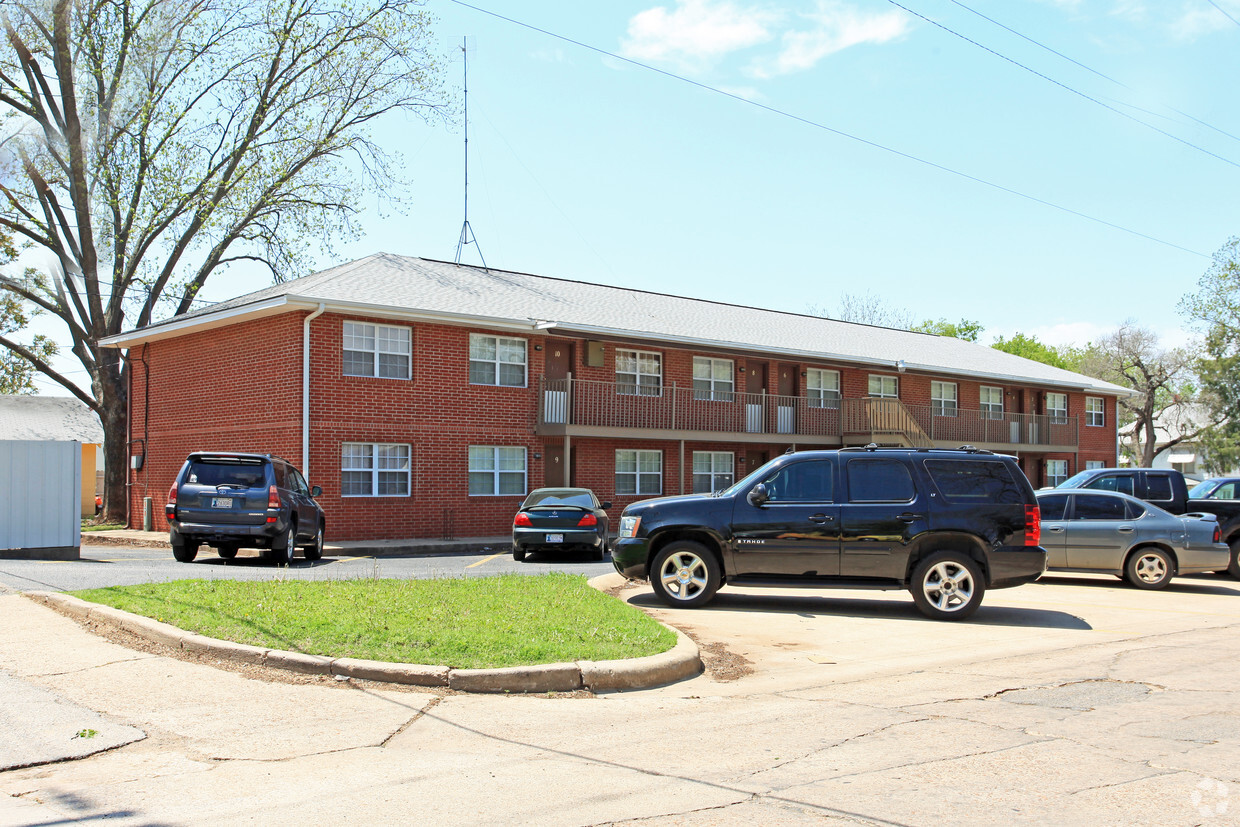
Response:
[1057, 471, 1097, 489]
[523, 490, 594, 509]
[1189, 480, 1216, 499]
[187, 460, 266, 488]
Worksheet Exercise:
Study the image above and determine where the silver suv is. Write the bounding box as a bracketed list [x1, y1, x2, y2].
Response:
[166, 452, 325, 564]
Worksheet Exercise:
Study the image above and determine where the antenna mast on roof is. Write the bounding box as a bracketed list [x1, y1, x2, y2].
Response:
[454, 37, 488, 270]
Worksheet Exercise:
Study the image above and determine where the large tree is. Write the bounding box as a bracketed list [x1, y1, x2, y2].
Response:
[1182, 236, 1240, 471]
[0, 0, 447, 521]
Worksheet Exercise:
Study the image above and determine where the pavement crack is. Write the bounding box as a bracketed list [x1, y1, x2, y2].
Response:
[32, 654, 157, 678]
[380, 696, 442, 748]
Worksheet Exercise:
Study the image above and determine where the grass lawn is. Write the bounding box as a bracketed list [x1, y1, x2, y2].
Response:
[81, 520, 125, 532]
[72, 573, 675, 669]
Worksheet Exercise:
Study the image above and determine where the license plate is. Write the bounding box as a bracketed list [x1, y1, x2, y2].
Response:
[211, 497, 234, 508]
[546, 533, 564, 543]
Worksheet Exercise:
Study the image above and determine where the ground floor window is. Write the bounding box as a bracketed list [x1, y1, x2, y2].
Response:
[616, 449, 662, 495]
[469, 446, 527, 496]
[1085, 460, 1106, 470]
[692, 451, 734, 493]
[1046, 459, 1069, 487]
[341, 443, 411, 496]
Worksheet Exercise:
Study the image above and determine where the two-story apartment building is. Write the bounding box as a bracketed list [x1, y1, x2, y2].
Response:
[102, 254, 1128, 540]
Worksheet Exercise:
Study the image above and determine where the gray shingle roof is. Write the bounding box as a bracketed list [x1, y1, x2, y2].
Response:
[0, 396, 104, 442]
[111, 253, 1130, 395]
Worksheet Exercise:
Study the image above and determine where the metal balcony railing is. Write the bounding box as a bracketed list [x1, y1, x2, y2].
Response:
[538, 376, 1079, 448]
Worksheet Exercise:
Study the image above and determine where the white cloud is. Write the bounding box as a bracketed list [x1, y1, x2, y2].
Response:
[1171, 3, 1236, 40]
[620, 0, 779, 70]
[748, 2, 912, 79]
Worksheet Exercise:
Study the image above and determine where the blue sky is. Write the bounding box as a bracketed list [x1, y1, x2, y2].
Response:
[27, 0, 1240, 392]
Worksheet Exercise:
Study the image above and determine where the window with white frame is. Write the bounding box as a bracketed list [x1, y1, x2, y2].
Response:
[1046, 459, 1069, 487]
[1086, 397, 1105, 427]
[1046, 392, 1068, 424]
[469, 335, 527, 387]
[980, 386, 1004, 420]
[341, 443, 411, 496]
[1085, 460, 1106, 470]
[616, 349, 662, 396]
[868, 375, 898, 399]
[931, 381, 958, 417]
[616, 449, 662, 495]
[468, 446, 527, 496]
[342, 322, 411, 379]
[693, 357, 734, 401]
[692, 451, 734, 493]
[806, 368, 841, 409]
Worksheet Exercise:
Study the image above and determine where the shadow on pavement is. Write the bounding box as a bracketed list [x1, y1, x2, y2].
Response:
[625, 590, 1093, 630]
[1036, 573, 1240, 596]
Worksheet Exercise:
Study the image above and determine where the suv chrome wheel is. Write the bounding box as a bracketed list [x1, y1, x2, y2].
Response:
[911, 552, 985, 621]
[650, 541, 721, 608]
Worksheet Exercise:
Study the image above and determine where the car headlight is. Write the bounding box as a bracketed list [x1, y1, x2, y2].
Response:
[618, 515, 642, 538]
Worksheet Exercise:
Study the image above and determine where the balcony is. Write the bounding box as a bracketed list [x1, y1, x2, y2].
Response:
[536, 376, 1079, 451]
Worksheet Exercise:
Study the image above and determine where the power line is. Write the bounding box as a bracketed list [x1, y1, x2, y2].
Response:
[886, 0, 1240, 169]
[447, 0, 1208, 259]
[1208, 0, 1240, 28]
[943, 0, 1240, 146]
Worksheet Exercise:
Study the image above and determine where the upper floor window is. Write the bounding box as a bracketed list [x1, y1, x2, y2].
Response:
[468, 446, 527, 496]
[806, 369, 841, 409]
[616, 349, 662, 396]
[692, 451, 734, 493]
[341, 442, 411, 496]
[1046, 393, 1068, 424]
[980, 386, 1003, 420]
[868, 375, 898, 399]
[470, 335, 527, 387]
[343, 322, 411, 379]
[1086, 397, 1105, 427]
[693, 357, 734, 401]
[931, 381, 958, 417]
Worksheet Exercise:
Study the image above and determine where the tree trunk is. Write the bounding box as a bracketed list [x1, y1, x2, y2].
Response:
[95, 349, 129, 525]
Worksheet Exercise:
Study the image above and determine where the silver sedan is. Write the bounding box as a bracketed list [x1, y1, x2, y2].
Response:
[1036, 489, 1230, 589]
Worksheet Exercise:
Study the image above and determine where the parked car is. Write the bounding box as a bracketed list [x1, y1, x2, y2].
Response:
[1036, 489, 1229, 589]
[512, 487, 610, 562]
[1190, 478, 1240, 501]
[613, 446, 1047, 621]
[1055, 467, 1240, 577]
[166, 452, 325, 564]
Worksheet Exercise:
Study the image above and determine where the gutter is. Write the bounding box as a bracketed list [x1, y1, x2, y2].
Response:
[302, 303, 327, 478]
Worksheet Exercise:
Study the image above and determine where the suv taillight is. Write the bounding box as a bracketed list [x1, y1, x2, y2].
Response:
[1024, 504, 1041, 546]
[165, 483, 177, 520]
[267, 485, 281, 524]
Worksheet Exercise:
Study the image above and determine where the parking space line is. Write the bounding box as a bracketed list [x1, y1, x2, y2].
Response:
[467, 552, 506, 569]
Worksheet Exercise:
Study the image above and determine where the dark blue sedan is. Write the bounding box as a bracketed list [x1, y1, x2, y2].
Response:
[512, 488, 611, 562]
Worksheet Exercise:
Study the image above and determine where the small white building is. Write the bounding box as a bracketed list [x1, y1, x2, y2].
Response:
[1119, 404, 1238, 479]
[0, 396, 104, 517]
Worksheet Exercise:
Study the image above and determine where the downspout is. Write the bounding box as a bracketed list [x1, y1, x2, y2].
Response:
[302, 304, 327, 478]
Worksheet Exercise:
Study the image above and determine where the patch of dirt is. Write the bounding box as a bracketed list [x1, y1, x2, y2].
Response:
[671, 627, 753, 682]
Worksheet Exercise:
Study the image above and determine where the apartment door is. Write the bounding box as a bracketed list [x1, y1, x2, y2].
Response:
[544, 444, 576, 487]
[544, 340, 574, 424]
[745, 363, 767, 432]
[776, 363, 797, 433]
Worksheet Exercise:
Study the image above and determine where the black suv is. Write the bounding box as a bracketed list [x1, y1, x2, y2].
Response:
[612, 447, 1046, 620]
[166, 452, 325, 564]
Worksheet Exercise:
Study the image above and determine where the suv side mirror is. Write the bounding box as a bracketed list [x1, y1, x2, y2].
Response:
[747, 484, 769, 507]
[311, 485, 322, 498]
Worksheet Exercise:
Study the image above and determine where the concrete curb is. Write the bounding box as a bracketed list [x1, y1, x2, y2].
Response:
[24, 589, 701, 694]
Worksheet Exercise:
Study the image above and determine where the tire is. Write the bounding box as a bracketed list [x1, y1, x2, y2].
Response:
[274, 524, 296, 566]
[649, 541, 721, 608]
[217, 544, 239, 560]
[303, 523, 324, 561]
[1227, 539, 1240, 579]
[910, 552, 985, 621]
[1124, 547, 1174, 590]
[513, 547, 526, 562]
[172, 539, 198, 563]
[593, 545, 606, 562]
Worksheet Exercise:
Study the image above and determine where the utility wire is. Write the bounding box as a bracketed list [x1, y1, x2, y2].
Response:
[886, 0, 1240, 169]
[1208, 0, 1240, 28]
[447, 0, 1208, 258]
[943, 0, 1240, 146]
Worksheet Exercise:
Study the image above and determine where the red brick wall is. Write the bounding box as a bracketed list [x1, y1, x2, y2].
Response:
[125, 310, 1121, 540]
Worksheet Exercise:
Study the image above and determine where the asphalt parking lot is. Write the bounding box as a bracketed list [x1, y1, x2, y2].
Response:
[3, 569, 1240, 825]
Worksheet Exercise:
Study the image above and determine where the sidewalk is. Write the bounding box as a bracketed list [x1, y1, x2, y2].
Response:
[83, 529, 513, 557]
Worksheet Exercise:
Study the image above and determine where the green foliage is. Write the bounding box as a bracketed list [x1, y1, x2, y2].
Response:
[72, 574, 677, 669]
[990, 332, 1075, 369]
[911, 318, 983, 342]
[1182, 238, 1240, 467]
[0, 229, 59, 394]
